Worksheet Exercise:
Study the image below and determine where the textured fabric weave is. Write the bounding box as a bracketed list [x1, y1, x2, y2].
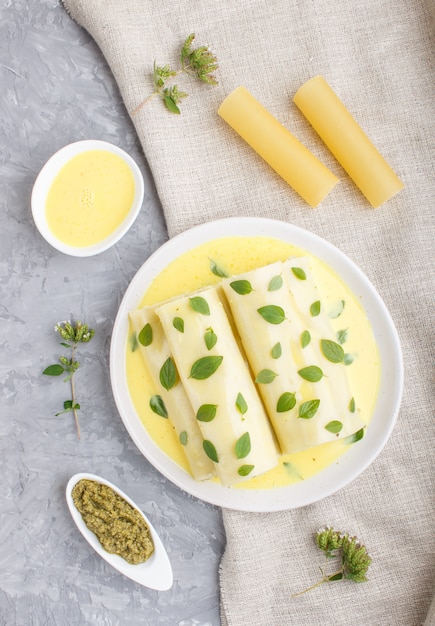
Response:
[62, 1, 435, 624]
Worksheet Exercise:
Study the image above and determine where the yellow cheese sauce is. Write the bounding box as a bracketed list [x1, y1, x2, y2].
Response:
[126, 236, 380, 490]
[45, 150, 135, 247]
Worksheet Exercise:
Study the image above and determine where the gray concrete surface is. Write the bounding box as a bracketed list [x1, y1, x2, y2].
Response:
[0, 2, 224, 624]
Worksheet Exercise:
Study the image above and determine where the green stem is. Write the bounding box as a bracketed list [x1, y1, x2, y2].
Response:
[292, 578, 329, 597]
[70, 344, 80, 440]
[292, 567, 344, 597]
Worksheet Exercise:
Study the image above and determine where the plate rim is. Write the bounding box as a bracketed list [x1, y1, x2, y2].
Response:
[110, 217, 403, 512]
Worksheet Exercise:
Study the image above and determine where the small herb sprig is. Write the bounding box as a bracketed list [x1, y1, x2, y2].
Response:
[294, 527, 372, 596]
[132, 33, 218, 115]
[43, 320, 95, 439]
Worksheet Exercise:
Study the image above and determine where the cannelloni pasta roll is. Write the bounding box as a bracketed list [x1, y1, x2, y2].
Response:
[129, 307, 215, 481]
[222, 261, 365, 454]
[155, 287, 278, 487]
[283, 255, 365, 425]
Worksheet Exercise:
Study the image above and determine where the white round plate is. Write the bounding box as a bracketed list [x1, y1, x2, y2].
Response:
[110, 217, 403, 512]
[31, 140, 144, 257]
[66, 473, 173, 590]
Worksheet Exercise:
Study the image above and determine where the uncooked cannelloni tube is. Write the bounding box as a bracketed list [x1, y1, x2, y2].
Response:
[129, 307, 215, 481]
[218, 86, 339, 207]
[293, 76, 404, 207]
[155, 287, 278, 487]
[222, 261, 365, 454]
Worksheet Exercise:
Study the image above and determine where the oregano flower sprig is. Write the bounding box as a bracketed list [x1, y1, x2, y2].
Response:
[181, 34, 219, 82]
[294, 527, 372, 596]
[43, 320, 95, 439]
[132, 33, 219, 115]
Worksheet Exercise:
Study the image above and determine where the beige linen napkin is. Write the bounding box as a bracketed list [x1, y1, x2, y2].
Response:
[62, 1, 435, 624]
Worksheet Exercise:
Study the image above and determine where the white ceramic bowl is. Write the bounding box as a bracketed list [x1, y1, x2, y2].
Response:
[110, 217, 403, 512]
[66, 472, 173, 590]
[31, 140, 144, 256]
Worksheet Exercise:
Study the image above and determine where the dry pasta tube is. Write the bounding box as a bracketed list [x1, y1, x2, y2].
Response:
[293, 76, 404, 207]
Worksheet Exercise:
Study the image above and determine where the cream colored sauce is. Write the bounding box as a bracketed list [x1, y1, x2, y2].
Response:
[46, 150, 135, 247]
[126, 236, 380, 490]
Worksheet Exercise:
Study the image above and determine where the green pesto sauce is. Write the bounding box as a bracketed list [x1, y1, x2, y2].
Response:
[72, 479, 154, 565]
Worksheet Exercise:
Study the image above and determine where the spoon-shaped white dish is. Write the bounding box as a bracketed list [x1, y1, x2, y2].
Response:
[66, 472, 173, 590]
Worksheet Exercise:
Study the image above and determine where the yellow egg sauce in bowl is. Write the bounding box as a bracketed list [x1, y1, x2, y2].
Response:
[31, 140, 144, 256]
[110, 218, 403, 512]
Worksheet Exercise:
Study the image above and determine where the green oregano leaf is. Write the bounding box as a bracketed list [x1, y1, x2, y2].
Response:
[190, 355, 223, 379]
[238, 464, 254, 476]
[349, 397, 356, 413]
[149, 395, 168, 418]
[130, 332, 139, 352]
[138, 322, 153, 347]
[329, 300, 346, 319]
[196, 404, 218, 422]
[310, 300, 321, 317]
[301, 330, 311, 348]
[236, 392, 248, 414]
[204, 327, 217, 350]
[337, 329, 348, 345]
[189, 296, 210, 315]
[43, 364, 65, 376]
[230, 279, 253, 295]
[277, 392, 297, 413]
[163, 95, 180, 114]
[235, 432, 251, 459]
[159, 357, 178, 390]
[55, 399, 80, 415]
[268, 275, 283, 291]
[344, 353, 355, 365]
[298, 365, 324, 382]
[257, 305, 286, 324]
[298, 399, 320, 419]
[345, 428, 365, 444]
[203, 440, 218, 463]
[173, 317, 184, 333]
[291, 267, 307, 280]
[321, 339, 345, 363]
[255, 369, 278, 384]
[179, 431, 188, 445]
[329, 573, 344, 581]
[271, 342, 282, 359]
[209, 258, 228, 278]
[325, 420, 343, 434]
